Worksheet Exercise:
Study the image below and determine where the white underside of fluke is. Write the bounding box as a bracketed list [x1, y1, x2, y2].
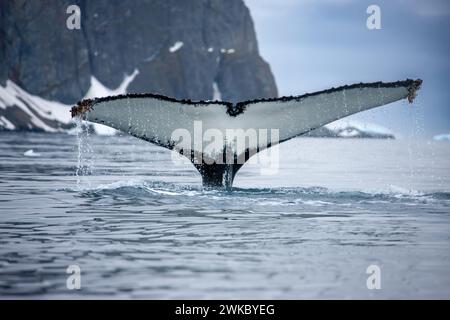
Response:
[77, 80, 419, 163]
[83, 69, 139, 136]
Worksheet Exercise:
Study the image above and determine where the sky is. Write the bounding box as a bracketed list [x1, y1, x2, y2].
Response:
[244, 0, 450, 139]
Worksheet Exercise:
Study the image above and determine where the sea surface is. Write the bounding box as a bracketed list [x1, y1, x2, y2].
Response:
[0, 132, 449, 299]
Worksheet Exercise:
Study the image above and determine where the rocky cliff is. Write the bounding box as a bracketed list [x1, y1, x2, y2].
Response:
[0, 0, 278, 131]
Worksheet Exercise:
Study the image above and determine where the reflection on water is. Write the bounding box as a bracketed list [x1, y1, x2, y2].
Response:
[0, 132, 449, 298]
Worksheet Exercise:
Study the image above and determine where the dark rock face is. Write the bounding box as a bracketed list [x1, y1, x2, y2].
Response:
[0, 0, 277, 105]
[0, 0, 91, 103]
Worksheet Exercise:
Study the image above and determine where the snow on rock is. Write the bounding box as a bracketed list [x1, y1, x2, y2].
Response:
[218, 48, 235, 54]
[24, 149, 41, 157]
[82, 69, 139, 135]
[306, 120, 395, 139]
[327, 120, 394, 138]
[169, 41, 184, 53]
[433, 134, 450, 141]
[83, 69, 139, 99]
[0, 80, 71, 132]
[326, 120, 393, 136]
[207, 47, 214, 52]
[0, 116, 15, 130]
[0, 69, 139, 133]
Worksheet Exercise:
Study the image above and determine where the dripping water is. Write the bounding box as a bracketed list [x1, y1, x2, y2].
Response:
[408, 98, 426, 181]
[342, 89, 349, 115]
[127, 98, 137, 163]
[377, 85, 385, 106]
[127, 97, 132, 133]
[75, 117, 94, 188]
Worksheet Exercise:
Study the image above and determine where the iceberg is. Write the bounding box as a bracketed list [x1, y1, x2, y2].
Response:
[306, 120, 395, 139]
[24, 149, 41, 157]
[433, 134, 450, 141]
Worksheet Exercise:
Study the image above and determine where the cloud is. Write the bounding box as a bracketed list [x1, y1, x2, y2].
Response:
[244, 0, 355, 19]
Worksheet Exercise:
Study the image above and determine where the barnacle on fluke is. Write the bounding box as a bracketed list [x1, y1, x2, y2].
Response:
[71, 98, 94, 118]
[407, 79, 422, 103]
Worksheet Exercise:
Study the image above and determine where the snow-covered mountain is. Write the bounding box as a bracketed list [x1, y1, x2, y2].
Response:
[0, 80, 71, 132]
[1, 1, 277, 105]
[0, 1, 398, 140]
[306, 120, 395, 139]
[1, 0, 279, 134]
[0, 71, 141, 134]
[79, 70, 139, 135]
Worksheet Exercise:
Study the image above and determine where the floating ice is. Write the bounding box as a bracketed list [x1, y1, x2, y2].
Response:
[433, 134, 450, 141]
[24, 149, 41, 157]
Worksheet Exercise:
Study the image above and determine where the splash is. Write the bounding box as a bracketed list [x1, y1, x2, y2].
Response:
[74, 117, 94, 188]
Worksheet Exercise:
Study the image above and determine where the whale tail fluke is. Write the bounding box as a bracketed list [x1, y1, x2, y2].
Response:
[71, 79, 422, 188]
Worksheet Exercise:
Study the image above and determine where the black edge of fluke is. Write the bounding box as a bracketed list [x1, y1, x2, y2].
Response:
[71, 93, 233, 118]
[233, 78, 423, 115]
[70, 79, 423, 118]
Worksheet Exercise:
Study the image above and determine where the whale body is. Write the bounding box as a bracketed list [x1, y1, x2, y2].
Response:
[71, 79, 422, 188]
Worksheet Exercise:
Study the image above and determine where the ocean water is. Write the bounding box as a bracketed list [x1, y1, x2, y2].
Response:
[0, 132, 449, 299]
